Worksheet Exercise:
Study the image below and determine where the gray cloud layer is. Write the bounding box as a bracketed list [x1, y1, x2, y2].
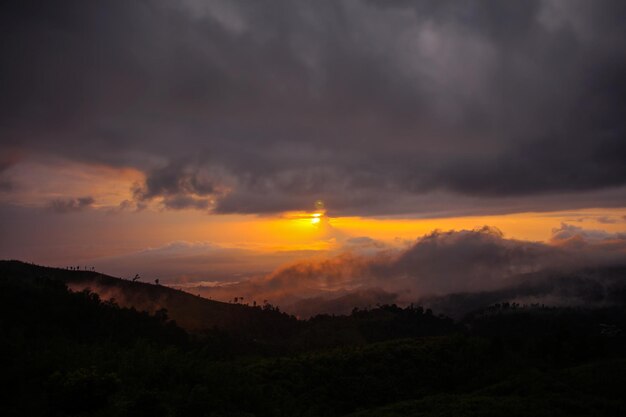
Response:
[2, 1, 626, 215]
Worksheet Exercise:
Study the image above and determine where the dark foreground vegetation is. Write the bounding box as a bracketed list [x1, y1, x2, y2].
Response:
[1, 261, 626, 416]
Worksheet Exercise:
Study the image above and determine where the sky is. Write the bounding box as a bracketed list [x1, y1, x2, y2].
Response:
[2, 1, 626, 313]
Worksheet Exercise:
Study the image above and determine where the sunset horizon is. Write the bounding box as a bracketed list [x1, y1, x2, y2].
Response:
[2, 2, 626, 415]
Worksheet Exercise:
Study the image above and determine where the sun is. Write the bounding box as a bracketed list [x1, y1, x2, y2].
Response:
[311, 213, 322, 224]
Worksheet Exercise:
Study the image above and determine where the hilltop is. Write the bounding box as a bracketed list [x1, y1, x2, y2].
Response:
[0, 260, 297, 337]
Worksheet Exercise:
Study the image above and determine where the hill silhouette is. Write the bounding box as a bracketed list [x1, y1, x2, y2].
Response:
[0, 260, 298, 338]
[0, 261, 458, 349]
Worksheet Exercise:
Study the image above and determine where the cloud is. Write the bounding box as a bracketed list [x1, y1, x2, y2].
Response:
[0, 152, 20, 193]
[188, 225, 626, 316]
[596, 216, 622, 224]
[106, 199, 146, 214]
[420, 266, 626, 319]
[132, 159, 230, 211]
[47, 196, 95, 213]
[550, 223, 626, 242]
[2, 1, 626, 216]
[162, 195, 211, 210]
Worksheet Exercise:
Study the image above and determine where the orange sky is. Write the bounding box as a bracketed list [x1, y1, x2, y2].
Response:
[2, 157, 626, 282]
[3, 157, 626, 243]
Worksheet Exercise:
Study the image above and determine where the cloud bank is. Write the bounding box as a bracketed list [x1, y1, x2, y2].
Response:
[184, 225, 626, 316]
[2, 0, 626, 216]
[47, 196, 95, 213]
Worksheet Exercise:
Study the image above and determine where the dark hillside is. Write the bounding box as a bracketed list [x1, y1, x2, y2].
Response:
[2, 260, 626, 416]
[0, 260, 298, 338]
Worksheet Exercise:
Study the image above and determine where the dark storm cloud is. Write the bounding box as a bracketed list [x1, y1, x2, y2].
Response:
[47, 196, 95, 213]
[2, 0, 626, 215]
[132, 159, 226, 210]
[162, 195, 210, 210]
